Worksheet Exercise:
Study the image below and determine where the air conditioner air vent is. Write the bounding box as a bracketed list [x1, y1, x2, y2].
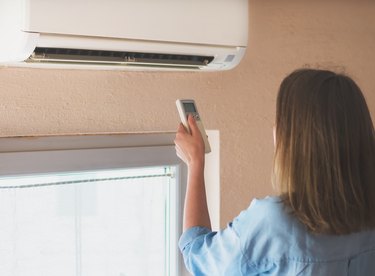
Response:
[27, 47, 215, 69]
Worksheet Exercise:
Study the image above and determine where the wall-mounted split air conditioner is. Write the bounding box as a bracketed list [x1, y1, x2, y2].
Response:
[0, 0, 248, 71]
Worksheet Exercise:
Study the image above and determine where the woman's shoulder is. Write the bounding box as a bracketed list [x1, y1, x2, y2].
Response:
[250, 195, 283, 207]
[232, 195, 295, 236]
[245, 195, 288, 220]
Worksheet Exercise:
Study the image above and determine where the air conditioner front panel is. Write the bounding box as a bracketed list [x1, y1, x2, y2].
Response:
[0, 0, 248, 71]
[24, 0, 248, 47]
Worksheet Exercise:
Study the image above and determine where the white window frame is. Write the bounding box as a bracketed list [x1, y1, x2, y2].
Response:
[0, 132, 190, 276]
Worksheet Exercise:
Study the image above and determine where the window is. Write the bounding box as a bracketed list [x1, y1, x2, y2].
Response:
[0, 133, 189, 276]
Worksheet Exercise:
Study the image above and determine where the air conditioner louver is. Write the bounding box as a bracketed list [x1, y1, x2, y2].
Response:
[27, 47, 215, 69]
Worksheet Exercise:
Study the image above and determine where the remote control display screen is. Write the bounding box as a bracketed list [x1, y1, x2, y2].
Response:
[183, 103, 197, 113]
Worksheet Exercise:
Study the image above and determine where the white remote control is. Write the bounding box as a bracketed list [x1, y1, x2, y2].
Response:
[176, 99, 211, 154]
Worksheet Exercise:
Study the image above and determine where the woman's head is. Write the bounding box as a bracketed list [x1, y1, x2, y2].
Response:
[274, 68, 375, 235]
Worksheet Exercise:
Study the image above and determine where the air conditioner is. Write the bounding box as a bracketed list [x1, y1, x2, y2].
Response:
[0, 0, 248, 71]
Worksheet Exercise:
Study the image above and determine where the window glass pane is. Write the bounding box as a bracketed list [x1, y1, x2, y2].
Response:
[0, 166, 176, 276]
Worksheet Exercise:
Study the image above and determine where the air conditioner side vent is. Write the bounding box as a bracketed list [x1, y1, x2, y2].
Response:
[27, 47, 215, 68]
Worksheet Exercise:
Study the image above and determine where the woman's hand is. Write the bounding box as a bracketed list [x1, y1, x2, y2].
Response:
[174, 114, 205, 168]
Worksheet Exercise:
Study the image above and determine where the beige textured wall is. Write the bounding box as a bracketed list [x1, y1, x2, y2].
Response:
[0, 0, 374, 226]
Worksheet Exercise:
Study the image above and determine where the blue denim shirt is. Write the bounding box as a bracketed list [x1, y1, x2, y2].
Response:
[179, 196, 375, 276]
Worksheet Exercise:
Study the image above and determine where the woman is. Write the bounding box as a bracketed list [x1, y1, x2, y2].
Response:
[174, 68, 375, 275]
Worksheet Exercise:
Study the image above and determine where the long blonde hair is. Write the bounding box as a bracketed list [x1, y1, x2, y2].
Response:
[274, 68, 375, 235]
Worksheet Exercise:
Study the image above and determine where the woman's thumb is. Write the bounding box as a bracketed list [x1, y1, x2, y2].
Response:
[188, 114, 200, 135]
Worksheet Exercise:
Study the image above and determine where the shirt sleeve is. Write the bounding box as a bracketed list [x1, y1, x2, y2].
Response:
[178, 208, 250, 276]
